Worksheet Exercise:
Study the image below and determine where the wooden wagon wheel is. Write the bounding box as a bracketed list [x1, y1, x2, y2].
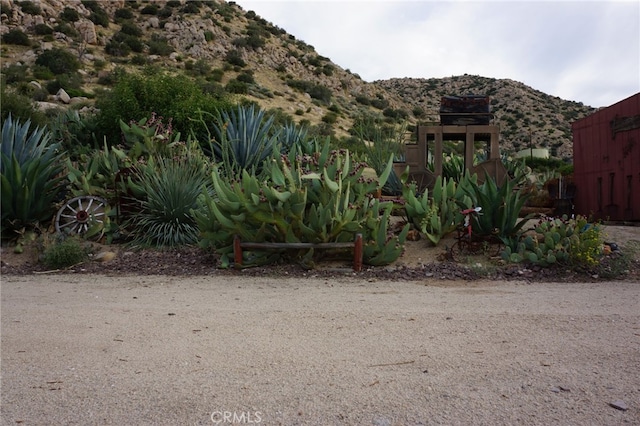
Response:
[55, 196, 108, 237]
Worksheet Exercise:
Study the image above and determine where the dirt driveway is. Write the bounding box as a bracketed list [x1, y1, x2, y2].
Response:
[1, 274, 638, 425]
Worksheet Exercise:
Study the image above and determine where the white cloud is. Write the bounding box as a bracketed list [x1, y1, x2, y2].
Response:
[237, 0, 640, 107]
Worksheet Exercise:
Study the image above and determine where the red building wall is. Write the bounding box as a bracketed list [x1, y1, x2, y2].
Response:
[572, 93, 640, 221]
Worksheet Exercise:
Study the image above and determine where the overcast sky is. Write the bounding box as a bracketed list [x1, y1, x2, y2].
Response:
[236, 0, 640, 108]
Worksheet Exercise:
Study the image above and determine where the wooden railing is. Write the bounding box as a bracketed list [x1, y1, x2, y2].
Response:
[233, 234, 363, 271]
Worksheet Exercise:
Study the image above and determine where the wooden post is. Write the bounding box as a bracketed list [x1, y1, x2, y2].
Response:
[353, 233, 363, 272]
[233, 235, 243, 268]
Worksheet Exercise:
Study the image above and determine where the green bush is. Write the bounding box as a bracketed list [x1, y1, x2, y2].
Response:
[59, 7, 80, 22]
[82, 0, 109, 27]
[148, 35, 174, 56]
[18, 1, 41, 15]
[119, 21, 142, 37]
[140, 4, 159, 15]
[236, 71, 255, 84]
[94, 70, 233, 147]
[105, 40, 131, 57]
[35, 48, 80, 75]
[53, 23, 79, 38]
[0, 85, 47, 126]
[42, 236, 88, 269]
[225, 79, 247, 94]
[45, 72, 83, 95]
[225, 49, 246, 67]
[34, 24, 54, 35]
[2, 64, 29, 84]
[114, 8, 134, 20]
[112, 31, 144, 53]
[2, 29, 30, 46]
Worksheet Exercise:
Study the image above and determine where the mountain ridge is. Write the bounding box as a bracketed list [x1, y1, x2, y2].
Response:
[0, 0, 596, 159]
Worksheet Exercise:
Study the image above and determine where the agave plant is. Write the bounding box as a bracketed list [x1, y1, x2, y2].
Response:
[123, 156, 209, 247]
[459, 173, 532, 240]
[1, 115, 66, 238]
[207, 104, 280, 178]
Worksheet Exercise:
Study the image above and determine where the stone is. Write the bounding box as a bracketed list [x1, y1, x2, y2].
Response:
[94, 251, 116, 263]
[56, 88, 71, 104]
[609, 400, 628, 411]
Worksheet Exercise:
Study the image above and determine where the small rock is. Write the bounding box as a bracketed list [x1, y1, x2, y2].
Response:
[94, 251, 116, 262]
[609, 400, 628, 411]
[56, 88, 71, 104]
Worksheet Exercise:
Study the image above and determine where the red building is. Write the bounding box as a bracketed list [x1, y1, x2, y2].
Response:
[572, 93, 640, 221]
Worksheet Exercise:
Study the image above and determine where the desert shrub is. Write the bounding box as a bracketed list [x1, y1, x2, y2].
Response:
[322, 112, 337, 124]
[185, 58, 211, 76]
[158, 6, 173, 18]
[225, 49, 246, 67]
[32, 65, 55, 80]
[45, 72, 83, 94]
[112, 31, 144, 53]
[54, 23, 79, 38]
[2, 29, 30, 46]
[14, 82, 47, 102]
[2, 64, 29, 84]
[225, 79, 247, 94]
[18, 1, 41, 15]
[105, 40, 131, 57]
[355, 95, 371, 106]
[181, 2, 200, 14]
[0, 85, 47, 126]
[148, 35, 173, 56]
[34, 24, 54, 35]
[130, 54, 149, 65]
[140, 4, 159, 15]
[210, 68, 224, 82]
[59, 7, 80, 22]
[94, 70, 233, 146]
[119, 21, 142, 37]
[42, 236, 88, 269]
[370, 97, 389, 110]
[82, 0, 109, 27]
[35, 48, 80, 75]
[236, 71, 255, 84]
[114, 8, 134, 20]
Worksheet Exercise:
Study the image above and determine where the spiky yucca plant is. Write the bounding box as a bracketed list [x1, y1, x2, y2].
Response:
[1, 115, 65, 238]
[124, 156, 208, 247]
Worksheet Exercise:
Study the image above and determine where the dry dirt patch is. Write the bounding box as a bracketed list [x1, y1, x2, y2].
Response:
[1, 274, 639, 425]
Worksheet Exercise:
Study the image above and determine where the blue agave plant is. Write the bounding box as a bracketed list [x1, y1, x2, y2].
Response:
[210, 104, 280, 177]
[1, 115, 66, 238]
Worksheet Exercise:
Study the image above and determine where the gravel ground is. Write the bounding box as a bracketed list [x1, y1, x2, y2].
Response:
[2, 274, 639, 425]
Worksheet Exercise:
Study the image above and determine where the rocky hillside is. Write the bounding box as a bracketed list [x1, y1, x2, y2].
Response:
[0, 0, 595, 159]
